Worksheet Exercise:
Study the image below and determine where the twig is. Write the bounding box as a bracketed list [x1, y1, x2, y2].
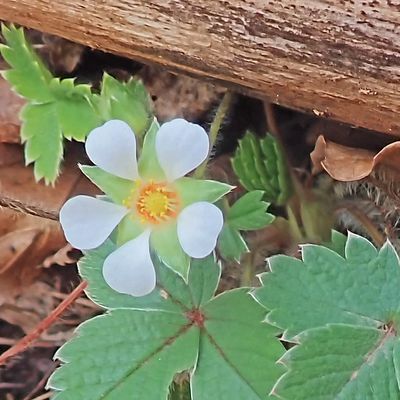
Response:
[0, 337, 64, 348]
[194, 91, 235, 178]
[0, 280, 88, 366]
[31, 393, 52, 400]
[21, 362, 59, 400]
[0, 196, 58, 221]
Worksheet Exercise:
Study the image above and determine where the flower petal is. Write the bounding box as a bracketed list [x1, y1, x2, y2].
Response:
[177, 202, 223, 258]
[155, 118, 209, 181]
[85, 120, 139, 180]
[59, 195, 128, 250]
[102, 230, 156, 297]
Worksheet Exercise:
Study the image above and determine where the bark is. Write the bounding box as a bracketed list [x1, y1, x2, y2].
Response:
[1, 0, 400, 135]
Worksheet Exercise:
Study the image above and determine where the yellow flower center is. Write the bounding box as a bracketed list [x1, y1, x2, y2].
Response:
[124, 181, 179, 224]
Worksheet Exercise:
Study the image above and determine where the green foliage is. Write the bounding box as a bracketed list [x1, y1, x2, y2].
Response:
[218, 224, 249, 262]
[0, 24, 152, 184]
[232, 132, 292, 206]
[218, 191, 274, 261]
[98, 72, 152, 137]
[49, 241, 284, 399]
[254, 232, 400, 399]
[229, 191, 274, 231]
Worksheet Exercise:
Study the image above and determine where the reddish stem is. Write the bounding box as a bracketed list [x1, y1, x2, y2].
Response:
[0, 280, 88, 366]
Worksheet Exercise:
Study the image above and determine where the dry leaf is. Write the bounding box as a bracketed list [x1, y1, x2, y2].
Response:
[0, 77, 25, 144]
[0, 144, 98, 303]
[42, 244, 76, 268]
[0, 209, 66, 304]
[310, 135, 400, 182]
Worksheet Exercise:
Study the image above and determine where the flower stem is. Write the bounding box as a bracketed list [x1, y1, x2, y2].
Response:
[194, 91, 235, 178]
[240, 252, 255, 287]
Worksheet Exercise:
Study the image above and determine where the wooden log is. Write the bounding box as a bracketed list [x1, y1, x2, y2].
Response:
[1, 1, 400, 135]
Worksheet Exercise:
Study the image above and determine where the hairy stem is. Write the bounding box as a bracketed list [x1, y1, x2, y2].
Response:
[336, 202, 385, 247]
[194, 91, 235, 178]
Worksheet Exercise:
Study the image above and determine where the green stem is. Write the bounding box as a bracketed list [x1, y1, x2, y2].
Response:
[194, 91, 235, 178]
[240, 252, 255, 287]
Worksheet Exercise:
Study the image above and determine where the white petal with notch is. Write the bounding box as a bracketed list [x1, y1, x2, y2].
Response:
[102, 230, 156, 297]
[85, 120, 139, 180]
[177, 201, 223, 258]
[59, 195, 128, 250]
[155, 118, 209, 181]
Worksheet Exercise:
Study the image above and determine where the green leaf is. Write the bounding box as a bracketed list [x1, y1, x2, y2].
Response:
[254, 232, 400, 399]
[0, 24, 102, 183]
[0, 24, 52, 101]
[324, 230, 347, 257]
[138, 118, 165, 180]
[232, 132, 292, 205]
[151, 223, 190, 278]
[20, 103, 63, 184]
[52, 241, 284, 399]
[175, 178, 233, 207]
[115, 216, 144, 247]
[192, 289, 284, 400]
[1, 25, 153, 184]
[50, 78, 101, 141]
[188, 255, 220, 307]
[79, 240, 192, 312]
[50, 310, 199, 400]
[80, 165, 134, 204]
[99, 73, 152, 136]
[228, 190, 274, 231]
[276, 324, 399, 400]
[217, 224, 248, 262]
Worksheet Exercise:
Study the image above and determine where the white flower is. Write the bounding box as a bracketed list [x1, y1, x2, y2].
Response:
[60, 119, 228, 297]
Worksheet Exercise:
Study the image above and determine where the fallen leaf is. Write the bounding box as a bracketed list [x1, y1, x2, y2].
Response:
[0, 77, 25, 143]
[310, 135, 400, 182]
[0, 143, 98, 304]
[42, 244, 76, 268]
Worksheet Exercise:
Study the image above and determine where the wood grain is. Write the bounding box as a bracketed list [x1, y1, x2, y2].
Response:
[1, 1, 400, 135]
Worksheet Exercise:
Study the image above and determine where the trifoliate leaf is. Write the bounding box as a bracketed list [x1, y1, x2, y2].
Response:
[253, 232, 400, 399]
[51, 241, 284, 399]
[217, 224, 248, 262]
[99, 72, 152, 136]
[232, 131, 292, 205]
[228, 190, 275, 231]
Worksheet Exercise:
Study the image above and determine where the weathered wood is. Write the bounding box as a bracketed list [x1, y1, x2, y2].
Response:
[1, 1, 400, 135]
